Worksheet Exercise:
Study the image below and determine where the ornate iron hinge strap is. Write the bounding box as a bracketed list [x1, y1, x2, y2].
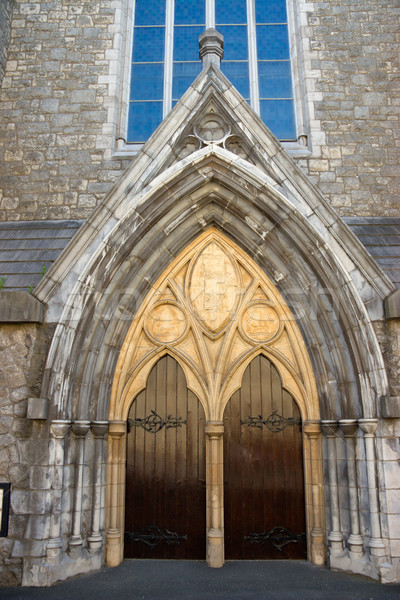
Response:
[241, 410, 301, 432]
[125, 526, 187, 549]
[128, 410, 187, 433]
[244, 526, 306, 551]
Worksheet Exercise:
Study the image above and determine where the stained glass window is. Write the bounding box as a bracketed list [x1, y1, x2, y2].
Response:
[128, 0, 296, 143]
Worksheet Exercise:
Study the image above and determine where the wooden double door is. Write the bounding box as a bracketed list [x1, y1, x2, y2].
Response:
[125, 354, 306, 560]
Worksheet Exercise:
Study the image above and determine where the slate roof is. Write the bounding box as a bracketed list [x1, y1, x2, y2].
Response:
[0, 220, 84, 292]
[343, 217, 400, 289]
[0, 217, 398, 292]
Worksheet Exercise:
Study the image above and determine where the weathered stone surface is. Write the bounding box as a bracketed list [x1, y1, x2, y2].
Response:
[26, 397, 48, 420]
[0, 0, 13, 87]
[0, 292, 44, 323]
[385, 290, 400, 320]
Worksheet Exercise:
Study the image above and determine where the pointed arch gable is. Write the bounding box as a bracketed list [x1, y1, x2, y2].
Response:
[39, 149, 389, 424]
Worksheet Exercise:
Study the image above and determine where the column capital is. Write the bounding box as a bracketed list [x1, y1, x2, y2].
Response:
[90, 421, 109, 438]
[303, 420, 321, 438]
[71, 420, 91, 438]
[108, 420, 126, 438]
[50, 419, 71, 439]
[358, 418, 378, 436]
[205, 421, 224, 437]
[321, 420, 339, 437]
[339, 419, 358, 437]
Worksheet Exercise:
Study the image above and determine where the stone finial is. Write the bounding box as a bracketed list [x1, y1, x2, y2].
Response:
[199, 28, 224, 68]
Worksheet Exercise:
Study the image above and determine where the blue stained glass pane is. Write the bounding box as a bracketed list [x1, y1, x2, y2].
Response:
[174, 0, 205, 25]
[221, 62, 249, 98]
[260, 99, 296, 140]
[258, 61, 292, 98]
[130, 63, 164, 100]
[172, 61, 202, 98]
[255, 0, 287, 23]
[135, 0, 166, 26]
[256, 25, 289, 60]
[127, 101, 163, 142]
[174, 26, 204, 61]
[132, 27, 165, 62]
[218, 25, 248, 60]
[215, 0, 246, 24]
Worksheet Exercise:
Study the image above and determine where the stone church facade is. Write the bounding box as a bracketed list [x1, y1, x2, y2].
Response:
[0, 0, 399, 588]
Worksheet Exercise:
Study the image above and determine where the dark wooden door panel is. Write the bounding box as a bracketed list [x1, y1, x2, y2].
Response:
[224, 355, 307, 559]
[125, 355, 206, 559]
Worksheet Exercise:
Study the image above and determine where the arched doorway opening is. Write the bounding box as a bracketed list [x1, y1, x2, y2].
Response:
[106, 229, 324, 568]
[224, 354, 306, 559]
[124, 355, 206, 559]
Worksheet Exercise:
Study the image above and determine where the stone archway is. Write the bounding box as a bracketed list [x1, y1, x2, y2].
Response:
[106, 228, 324, 568]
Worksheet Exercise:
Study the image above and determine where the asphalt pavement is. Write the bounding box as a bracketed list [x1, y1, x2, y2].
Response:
[1, 560, 400, 600]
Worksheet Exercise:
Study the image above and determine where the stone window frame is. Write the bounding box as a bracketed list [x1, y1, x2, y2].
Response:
[107, 0, 322, 159]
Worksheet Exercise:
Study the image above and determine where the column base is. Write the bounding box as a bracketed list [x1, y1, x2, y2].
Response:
[329, 549, 379, 580]
[328, 531, 343, 556]
[68, 535, 83, 558]
[207, 528, 224, 568]
[87, 533, 103, 552]
[46, 539, 62, 563]
[310, 529, 326, 565]
[106, 529, 122, 567]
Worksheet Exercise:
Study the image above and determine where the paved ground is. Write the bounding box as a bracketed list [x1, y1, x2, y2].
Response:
[2, 560, 400, 600]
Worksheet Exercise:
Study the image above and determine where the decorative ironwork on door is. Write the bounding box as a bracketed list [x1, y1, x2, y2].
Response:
[241, 410, 301, 432]
[128, 410, 187, 433]
[125, 526, 187, 549]
[245, 526, 306, 551]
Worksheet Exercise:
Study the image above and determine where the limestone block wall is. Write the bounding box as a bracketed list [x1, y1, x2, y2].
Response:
[0, 0, 13, 87]
[0, 0, 131, 221]
[0, 323, 52, 585]
[0, 0, 398, 221]
[295, 0, 400, 216]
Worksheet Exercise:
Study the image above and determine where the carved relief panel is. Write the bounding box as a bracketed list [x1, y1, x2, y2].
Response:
[111, 229, 318, 422]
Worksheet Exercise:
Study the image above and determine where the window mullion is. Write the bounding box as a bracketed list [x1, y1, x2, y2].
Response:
[163, 0, 174, 117]
[206, 0, 215, 28]
[247, 0, 259, 114]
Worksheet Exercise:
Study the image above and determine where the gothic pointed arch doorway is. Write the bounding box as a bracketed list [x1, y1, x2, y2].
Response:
[106, 229, 324, 568]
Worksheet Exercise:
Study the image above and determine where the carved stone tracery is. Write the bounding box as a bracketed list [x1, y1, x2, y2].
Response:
[175, 101, 254, 163]
[111, 229, 318, 424]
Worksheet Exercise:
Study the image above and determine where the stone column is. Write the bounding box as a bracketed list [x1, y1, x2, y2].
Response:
[87, 421, 109, 552]
[321, 420, 344, 556]
[304, 421, 325, 565]
[339, 419, 364, 558]
[106, 421, 126, 567]
[46, 420, 71, 561]
[205, 422, 224, 568]
[68, 420, 90, 556]
[358, 418, 386, 560]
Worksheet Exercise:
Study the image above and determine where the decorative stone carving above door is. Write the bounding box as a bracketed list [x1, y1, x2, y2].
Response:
[110, 228, 319, 424]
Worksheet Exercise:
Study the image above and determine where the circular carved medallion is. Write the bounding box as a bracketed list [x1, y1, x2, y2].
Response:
[241, 303, 281, 343]
[194, 114, 230, 144]
[146, 303, 187, 344]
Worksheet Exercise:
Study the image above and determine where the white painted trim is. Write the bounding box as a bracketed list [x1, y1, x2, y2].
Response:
[163, 0, 175, 117]
[206, 0, 215, 28]
[247, 0, 260, 114]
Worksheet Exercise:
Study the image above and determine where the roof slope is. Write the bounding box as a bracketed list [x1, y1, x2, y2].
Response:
[344, 217, 400, 289]
[0, 220, 83, 291]
[0, 217, 398, 292]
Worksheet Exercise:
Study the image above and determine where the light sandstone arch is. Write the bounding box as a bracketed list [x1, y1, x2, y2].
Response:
[105, 228, 324, 568]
